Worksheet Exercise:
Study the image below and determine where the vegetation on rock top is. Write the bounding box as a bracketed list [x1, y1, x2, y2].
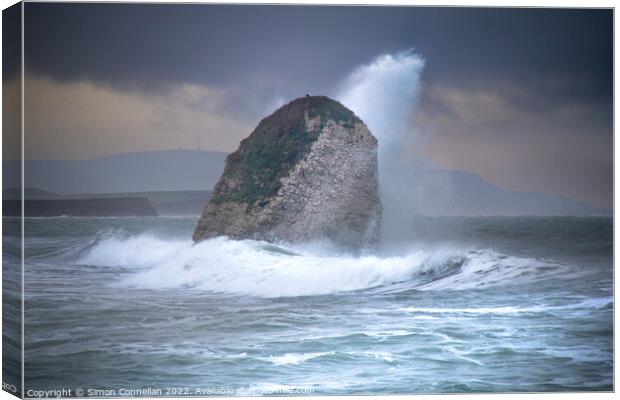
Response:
[211, 96, 361, 205]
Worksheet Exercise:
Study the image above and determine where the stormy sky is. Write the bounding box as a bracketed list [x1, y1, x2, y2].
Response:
[11, 3, 613, 208]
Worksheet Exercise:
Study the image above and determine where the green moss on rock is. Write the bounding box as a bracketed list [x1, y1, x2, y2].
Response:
[211, 96, 361, 205]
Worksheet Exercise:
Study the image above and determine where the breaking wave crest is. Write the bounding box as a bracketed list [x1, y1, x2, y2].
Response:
[75, 232, 579, 298]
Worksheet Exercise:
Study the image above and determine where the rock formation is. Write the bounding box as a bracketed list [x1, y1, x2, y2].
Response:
[192, 95, 381, 248]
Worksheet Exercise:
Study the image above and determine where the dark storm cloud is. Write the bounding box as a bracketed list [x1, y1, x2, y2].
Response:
[2, 3, 21, 82]
[20, 3, 613, 208]
[25, 5, 611, 99]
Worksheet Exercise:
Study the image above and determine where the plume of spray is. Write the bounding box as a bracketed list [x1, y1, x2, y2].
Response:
[337, 50, 425, 248]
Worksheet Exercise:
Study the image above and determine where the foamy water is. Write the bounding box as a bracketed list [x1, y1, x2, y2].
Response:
[9, 215, 611, 394]
[76, 233, 583, 298]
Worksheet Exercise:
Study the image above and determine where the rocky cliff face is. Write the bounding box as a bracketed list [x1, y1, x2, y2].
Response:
[192, 96, 381, 248]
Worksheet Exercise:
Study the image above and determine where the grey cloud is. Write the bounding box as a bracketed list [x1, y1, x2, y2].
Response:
[416, 82, 612, 208]
[23, 74, 257, 160]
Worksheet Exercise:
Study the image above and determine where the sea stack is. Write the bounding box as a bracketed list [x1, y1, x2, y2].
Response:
[192, 96, 381, 248]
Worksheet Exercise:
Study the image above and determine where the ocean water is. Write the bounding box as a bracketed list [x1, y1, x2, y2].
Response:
[4, 216, 613, 395]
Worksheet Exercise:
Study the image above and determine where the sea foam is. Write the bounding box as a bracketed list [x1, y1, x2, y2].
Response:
[75, 231, 578, 298]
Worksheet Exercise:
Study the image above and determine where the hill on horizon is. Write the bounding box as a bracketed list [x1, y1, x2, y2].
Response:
[2, 149, 610, 216]
[3, 150, 227, 194]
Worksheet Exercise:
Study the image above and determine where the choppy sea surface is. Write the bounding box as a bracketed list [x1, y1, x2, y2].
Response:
[3, 216, 613, 395]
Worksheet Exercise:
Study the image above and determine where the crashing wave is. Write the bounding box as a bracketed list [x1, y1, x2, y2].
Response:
[73, 231, 582, 298]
